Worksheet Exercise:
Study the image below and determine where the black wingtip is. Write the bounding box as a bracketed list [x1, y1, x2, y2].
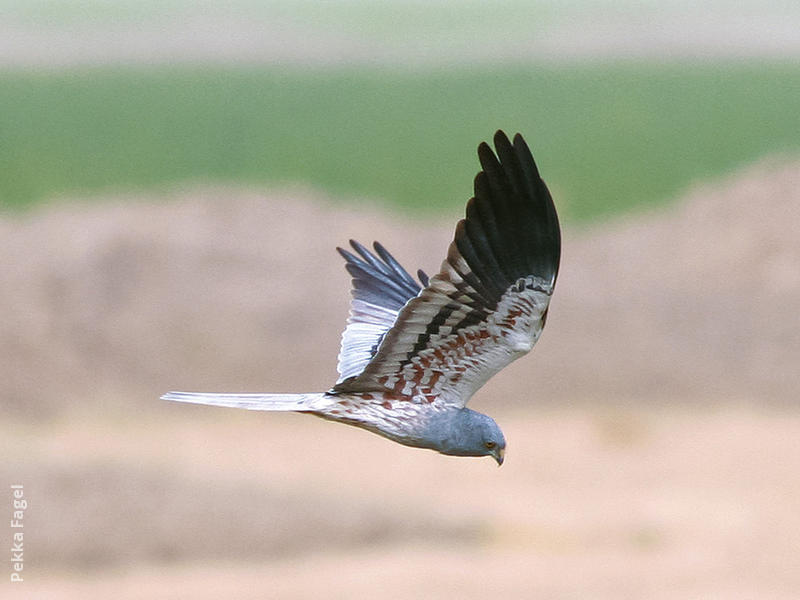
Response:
[337, 237, 425, 310]
[371, 240, 390, 259]
[476, 141, 496, 167]
[464, 130, 562, 292]
[349, 239, 370, 258]
[493, 129, 512, 150]
[511, 133, 542, 180]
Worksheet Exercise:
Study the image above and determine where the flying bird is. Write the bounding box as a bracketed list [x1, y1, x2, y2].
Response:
[162, 130, 561, 465]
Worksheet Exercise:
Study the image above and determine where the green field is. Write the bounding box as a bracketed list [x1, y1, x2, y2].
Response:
[2, 64, 799, 220]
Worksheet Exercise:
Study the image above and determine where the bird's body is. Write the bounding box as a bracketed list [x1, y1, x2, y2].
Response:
[163, 130, 561, 465]
[166, 390, 496, 456]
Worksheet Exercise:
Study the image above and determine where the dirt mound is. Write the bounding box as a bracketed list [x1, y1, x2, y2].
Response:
[2, 160, 799, 418]
[547, 157, 800, 403]
[2, 187, 449, 417]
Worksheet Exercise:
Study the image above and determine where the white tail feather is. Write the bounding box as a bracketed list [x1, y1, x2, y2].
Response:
[161, 391, 325, 412]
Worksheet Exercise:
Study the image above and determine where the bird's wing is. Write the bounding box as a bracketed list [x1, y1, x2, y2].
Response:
[335, 131, 561, 408]
[335, 240, 429, 383]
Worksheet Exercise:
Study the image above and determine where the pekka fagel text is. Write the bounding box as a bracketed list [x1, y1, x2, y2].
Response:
[10, 485, 26, 583]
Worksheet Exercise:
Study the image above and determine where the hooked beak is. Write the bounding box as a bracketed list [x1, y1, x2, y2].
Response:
[493, 447, 505, 466]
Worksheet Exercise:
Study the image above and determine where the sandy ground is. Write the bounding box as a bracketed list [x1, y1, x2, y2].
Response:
[2, 160, 800, 597]
[5, 407, 800, 599]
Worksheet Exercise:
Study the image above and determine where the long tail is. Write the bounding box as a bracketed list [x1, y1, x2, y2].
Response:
[161, 391, 326, 412]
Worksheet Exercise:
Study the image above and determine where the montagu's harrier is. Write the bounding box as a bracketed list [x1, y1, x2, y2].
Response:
[163, 130, 561, 465]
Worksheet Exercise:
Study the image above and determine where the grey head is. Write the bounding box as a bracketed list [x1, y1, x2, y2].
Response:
[423, 408, 506, 465]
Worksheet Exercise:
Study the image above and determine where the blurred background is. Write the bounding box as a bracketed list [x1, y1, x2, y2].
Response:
[2, 1, 799, 598]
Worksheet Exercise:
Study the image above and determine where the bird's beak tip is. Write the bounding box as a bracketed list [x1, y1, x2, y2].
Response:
[494, 448, 505, 466]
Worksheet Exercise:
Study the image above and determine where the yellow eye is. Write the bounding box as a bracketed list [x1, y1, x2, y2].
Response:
[485, 441, 496, 449]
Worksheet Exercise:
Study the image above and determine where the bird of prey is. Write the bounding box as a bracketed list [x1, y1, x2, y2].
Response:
[162, 130, 561, 465]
